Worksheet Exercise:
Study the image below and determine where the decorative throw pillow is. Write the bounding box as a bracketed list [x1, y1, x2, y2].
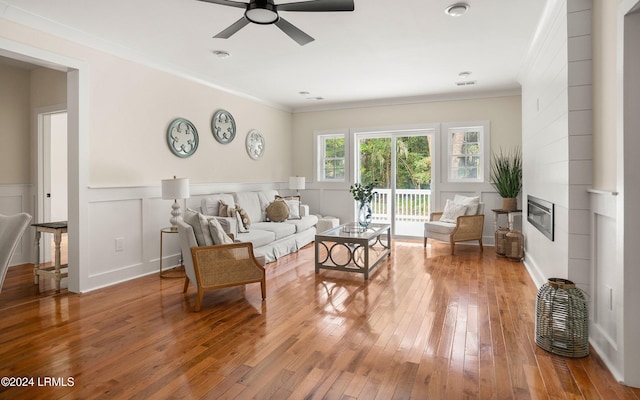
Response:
[219, 200, 233, 217]
[208, 218, 233, 245]
[440, 199, 468, 223]
[266, 200, 290, 222]
[182, 208, 214, 246]
[453, 195, 480, 215]
[235, 205, 251, 232]
[275, 195, 301, 219]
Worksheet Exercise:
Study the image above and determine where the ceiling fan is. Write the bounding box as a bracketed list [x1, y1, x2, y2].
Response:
[198, 0, 355, 46]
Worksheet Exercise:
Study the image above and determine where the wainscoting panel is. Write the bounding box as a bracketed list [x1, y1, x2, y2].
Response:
[588, 189, 622, 380]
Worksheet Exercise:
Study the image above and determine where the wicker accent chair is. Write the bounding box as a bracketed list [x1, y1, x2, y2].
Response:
[424, 202, 485, 255]
[177, 219, 266, 312]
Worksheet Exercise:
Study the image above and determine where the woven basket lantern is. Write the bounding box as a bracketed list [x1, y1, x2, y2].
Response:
[495, 227, 509, 257]
[535, 278, 589, 358]
[505, 230, 524, 261]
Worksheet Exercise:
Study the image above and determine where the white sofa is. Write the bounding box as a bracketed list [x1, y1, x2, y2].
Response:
[200, 190, 318, 263]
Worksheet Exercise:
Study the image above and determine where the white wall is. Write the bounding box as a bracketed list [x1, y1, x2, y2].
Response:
[292, 96, 523, 231]
[0, 15, 295, 290]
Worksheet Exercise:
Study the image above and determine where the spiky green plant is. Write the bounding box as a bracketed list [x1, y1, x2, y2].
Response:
[490, 148, 522, 198]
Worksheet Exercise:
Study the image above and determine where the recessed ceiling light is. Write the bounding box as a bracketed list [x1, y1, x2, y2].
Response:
[458, 71, 472, 79]
[299, 91, 311, 96]
[445, 3, 470, 17]
[212, 50, 230, 59]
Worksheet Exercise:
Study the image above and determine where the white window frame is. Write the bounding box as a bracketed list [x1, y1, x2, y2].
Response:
[443, 121, 490, 183]
[314, 130, 348, 183]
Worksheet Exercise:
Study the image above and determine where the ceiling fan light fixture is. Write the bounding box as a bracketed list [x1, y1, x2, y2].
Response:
[445, 2, 470, 17]
[245, 2, 278, 24]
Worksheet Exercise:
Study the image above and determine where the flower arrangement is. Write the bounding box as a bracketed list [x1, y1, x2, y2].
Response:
[349, 182, 378, 203]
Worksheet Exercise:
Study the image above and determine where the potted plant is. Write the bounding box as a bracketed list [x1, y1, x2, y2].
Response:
[349, 182, 378, 227]
[490, 147, 522, 211]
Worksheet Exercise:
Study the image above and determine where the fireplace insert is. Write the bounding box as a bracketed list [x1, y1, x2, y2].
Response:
[527, 195, 554, 241]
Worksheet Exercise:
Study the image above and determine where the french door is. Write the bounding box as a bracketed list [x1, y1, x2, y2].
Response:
[355, 130, 433, 237]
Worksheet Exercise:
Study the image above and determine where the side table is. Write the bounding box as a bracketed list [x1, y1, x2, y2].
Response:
[160, 227, 185, 278]
[491, 209, 523, 231]
[32, 221, 68, 292]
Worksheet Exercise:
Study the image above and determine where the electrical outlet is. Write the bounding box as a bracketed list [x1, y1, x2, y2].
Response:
[115, 237, 124, 252]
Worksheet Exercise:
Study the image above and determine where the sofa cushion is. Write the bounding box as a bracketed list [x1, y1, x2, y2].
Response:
[252, 221, 296, 240]
[233, 192, 264, 223]
[266, 200, 289, 222]
[235, 229, 275, 248]
[284, 214, 318, 233]
[258, 190, 280, 220]
[201, 194, 235, 216]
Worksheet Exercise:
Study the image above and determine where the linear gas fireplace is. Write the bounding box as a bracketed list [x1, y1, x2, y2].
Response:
[527, 195, 554, 241]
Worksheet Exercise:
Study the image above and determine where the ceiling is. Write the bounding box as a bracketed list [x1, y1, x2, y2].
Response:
[0, 0, 549, 111]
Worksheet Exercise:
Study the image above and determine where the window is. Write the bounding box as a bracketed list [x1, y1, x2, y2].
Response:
[447, 125, 485, 182]
[317, 133, 346, 181]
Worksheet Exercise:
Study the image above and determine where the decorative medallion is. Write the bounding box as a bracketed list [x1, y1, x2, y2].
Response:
[246, 129, 265, 160]
[211, 109, 236, 144]
[166, 118, 198, 158]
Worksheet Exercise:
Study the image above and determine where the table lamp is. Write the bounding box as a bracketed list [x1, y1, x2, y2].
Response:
[289, 176, 305, 196]
[161, 176, 190, 230]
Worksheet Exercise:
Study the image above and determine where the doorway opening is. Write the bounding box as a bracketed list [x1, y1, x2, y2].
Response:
[37, 108, 68, 264]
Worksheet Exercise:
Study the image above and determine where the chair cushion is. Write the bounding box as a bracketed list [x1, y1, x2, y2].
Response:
[208, 218, 233, 245]
[183, 208, 214, 246]
[425, 221, 456, 235]
[440, 199, 468, 223]
[454, 195, 480, 215]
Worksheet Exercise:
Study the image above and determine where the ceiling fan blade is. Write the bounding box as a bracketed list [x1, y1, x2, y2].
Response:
[197, 0, 247, 9]
[277, 0, 354, 12]
[214, 17, 250, 38]
[275, 17, 314, 45]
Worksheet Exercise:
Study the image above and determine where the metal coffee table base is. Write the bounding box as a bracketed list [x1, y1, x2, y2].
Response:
[315, 223, 391, 280]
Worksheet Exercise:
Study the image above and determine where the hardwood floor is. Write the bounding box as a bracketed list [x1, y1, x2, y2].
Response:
[1, 240, 639, 399]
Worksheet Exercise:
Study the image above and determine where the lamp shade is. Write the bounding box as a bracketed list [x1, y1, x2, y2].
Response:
[161, 177, 190, 200]
[288, 176, 306, 191]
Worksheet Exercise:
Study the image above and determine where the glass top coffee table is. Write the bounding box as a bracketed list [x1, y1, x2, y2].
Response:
[315, 222, 391, 280]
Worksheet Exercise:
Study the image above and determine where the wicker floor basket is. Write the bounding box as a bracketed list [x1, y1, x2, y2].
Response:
[495, 227, 509, 257]
[535, 278, 589, 357]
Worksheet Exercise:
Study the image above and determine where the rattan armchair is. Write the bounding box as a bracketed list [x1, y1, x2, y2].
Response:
[177, 219, 266, 312]
[424, 203, 485, 255]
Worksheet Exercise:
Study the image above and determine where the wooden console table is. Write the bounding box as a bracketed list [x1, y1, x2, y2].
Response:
[32, 221, 68, 292]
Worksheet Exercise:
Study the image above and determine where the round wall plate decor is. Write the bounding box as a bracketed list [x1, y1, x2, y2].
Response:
[211, 109, 236, 144]
[246, 129, 265, 160]
[167, 118, 198, 158]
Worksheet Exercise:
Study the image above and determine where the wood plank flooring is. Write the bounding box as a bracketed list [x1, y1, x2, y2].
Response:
[1, 240, 639, 399]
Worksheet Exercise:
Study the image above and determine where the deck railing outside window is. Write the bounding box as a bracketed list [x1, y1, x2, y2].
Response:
[369, 189, 431, 223]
